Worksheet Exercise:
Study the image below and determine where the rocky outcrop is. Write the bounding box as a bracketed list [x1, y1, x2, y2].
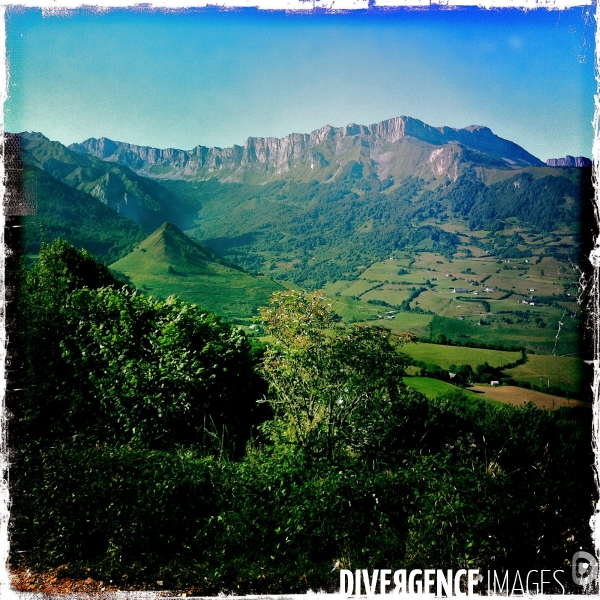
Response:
[69, 116, 544, 182]
[546, 155, 592, 168]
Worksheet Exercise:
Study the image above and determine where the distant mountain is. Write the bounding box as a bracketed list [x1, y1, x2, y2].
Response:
[69, 116, 545, 184]
[18, 132, 201, 232]
[19, 119, 588, 291]
[3, 134, 146, 263]
[546, 156, 592, 168]
[109, 223, 284, 318]
[20, 163, 147, 264]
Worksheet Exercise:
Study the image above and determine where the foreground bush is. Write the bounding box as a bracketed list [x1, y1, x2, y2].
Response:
[10, 397, 593, 593]
[13, 240, 265, 452]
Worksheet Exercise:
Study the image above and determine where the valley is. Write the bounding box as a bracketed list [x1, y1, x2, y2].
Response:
[14, 116, 595, 404]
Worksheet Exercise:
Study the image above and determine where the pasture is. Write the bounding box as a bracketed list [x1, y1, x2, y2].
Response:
[429, 315, 582, 356]
[361, 287, 412, 305]
[504, 354, 590, 394]
[363, 314, 433, 337]
[400, 342, 522, 370]
[362, 313, 434, 338]
[328, 295, 382, 322]
[403, 376, 483, 401]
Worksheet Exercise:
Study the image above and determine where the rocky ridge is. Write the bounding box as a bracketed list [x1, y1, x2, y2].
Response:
[546, 155, 592, 168]
[69, 116, 544, 182]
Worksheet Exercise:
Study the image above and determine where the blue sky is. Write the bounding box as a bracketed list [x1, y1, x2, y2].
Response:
[5, 7, 595, 161]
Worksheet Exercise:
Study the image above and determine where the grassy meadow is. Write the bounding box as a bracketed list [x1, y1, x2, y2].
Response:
[400, 343, 522, 370]
[403, 376, 485, 401]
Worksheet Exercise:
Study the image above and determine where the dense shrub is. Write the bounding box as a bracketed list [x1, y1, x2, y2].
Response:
[13, 240, 266, 452]
[11, 394, 593, 593]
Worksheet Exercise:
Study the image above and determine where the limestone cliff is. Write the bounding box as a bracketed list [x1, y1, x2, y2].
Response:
[69, 116, 544, 183]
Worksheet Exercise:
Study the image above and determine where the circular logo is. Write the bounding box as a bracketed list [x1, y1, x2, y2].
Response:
[572, 551, 599, 587]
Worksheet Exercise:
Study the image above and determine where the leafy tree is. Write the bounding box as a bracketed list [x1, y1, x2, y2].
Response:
[259, 290, 411, 460]
[454, 364, 474, 385]
[60, 287, 260, 449]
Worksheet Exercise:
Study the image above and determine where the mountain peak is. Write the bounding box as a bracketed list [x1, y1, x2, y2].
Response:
[68, 115, 544, 182]
[156, 221, 183, 236]
[18, 131, 49, 142]
[141, 221, 216, 263]
[109, 223, 283, 317]
[546, 155, 592, 168]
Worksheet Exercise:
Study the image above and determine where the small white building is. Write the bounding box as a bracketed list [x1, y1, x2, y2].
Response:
[491, 381, 500, 387]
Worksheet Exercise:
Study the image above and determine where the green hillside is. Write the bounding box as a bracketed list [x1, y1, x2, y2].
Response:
[18, 132, 200, 232]
[159, 165, 590, 289]
[21, 164, 147, 264]
[109, 222, 284, 318]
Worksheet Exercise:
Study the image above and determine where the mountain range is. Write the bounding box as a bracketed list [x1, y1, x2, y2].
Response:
[546, 156, 593, 168]
[15, 115, 592, 296]
[69, 116, 544, 183]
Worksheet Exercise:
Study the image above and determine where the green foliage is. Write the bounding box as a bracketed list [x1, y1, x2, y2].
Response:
[163, 177, 460, 288]
[10, 258, 594, 593]
[448, 171, 584, 234]
[60, 288, 260, 449]
[11, 390, 593, 592]
[14, 239, 264, 452]
[259, 290, 410, 460]
[11, 446, 220, 586]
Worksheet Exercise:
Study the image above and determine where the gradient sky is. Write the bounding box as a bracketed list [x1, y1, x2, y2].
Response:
[5, 6, 596, 161]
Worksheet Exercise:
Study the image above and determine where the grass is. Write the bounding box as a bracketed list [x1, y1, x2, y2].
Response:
[358, 259, 411, 281]
[339, 279, 379, 297]
[110, 223, 284, 319]
[400, 342, 522, 370]
[362, 313, 434, 338]
[314, 237, 583, 360]
[412, 292, 452, 313]
[504, 354, 590, 394]
[328, 296, 382, 322]
[361, 287, 412, 305]
[403, 376, 482, 401]
[117, 271, 282, 319]
[429, 315, 581, 355]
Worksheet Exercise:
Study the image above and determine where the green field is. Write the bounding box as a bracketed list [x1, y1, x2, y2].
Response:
[362, 313, 434, 338]
[403, 376, 484, 401]
[361, 287, 412, 305]
[400, 342, 521, 370]
[328, 295, 382, 322]
[429, 315, 582, 356]
[311, 221, 586, 398]
[504, 354, 590, 394]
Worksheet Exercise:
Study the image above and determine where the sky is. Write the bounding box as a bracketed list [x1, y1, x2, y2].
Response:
[4, 6, 596, 161]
